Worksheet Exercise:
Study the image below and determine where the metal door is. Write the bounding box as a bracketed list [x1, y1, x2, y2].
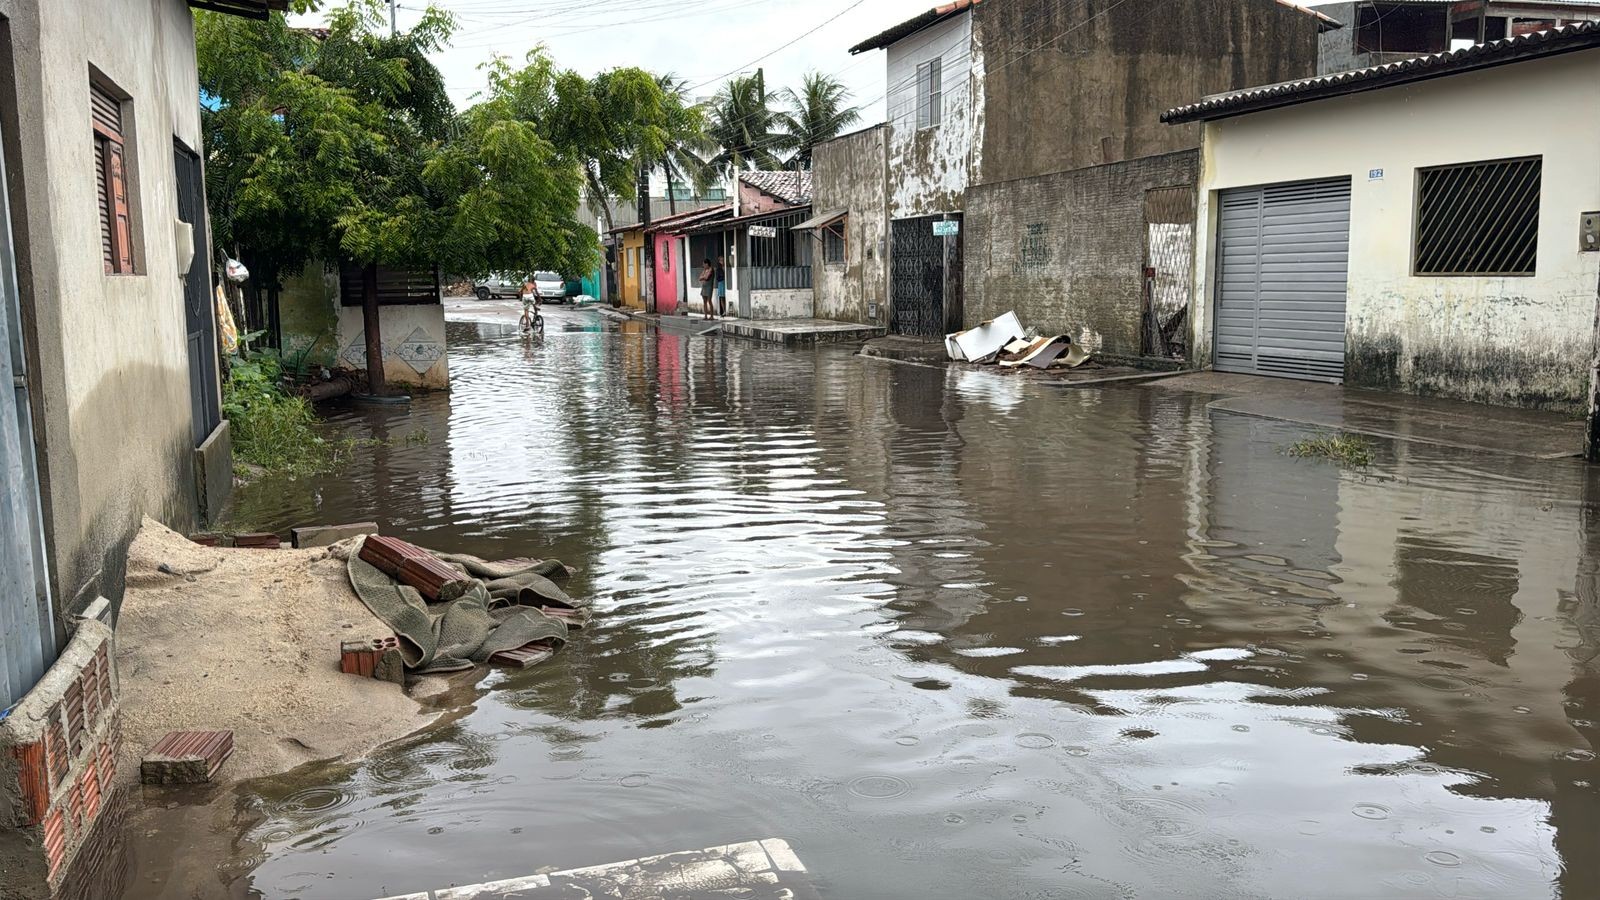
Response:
[891, 214, 962, 338]
[1214, 179, 1350, 382]
[174, 141, 220, 443]
[1, 116, 54, 710]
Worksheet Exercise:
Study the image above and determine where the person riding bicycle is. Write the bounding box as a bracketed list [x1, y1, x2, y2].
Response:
[519, 279, 543, 334]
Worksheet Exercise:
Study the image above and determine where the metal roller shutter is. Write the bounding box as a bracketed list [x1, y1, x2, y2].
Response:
[1214, 179, 1350, 383]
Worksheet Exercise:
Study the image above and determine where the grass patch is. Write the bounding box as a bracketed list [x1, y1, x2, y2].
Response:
[1286, 433, 1375, 468]
[223, 354, 369, 478]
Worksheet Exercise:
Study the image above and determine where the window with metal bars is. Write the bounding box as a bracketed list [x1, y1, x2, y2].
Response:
[1414, 156, 1540, 276]
[92, 81, 135, 274]
[822, 219, 846, 266]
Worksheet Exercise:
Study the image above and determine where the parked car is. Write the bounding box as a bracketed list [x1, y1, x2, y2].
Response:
[474, 274, 522, 301]
[533, 271, 567, 303]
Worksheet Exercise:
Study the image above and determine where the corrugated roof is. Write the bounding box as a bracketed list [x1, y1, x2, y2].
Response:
[1162, 19, 1600, 123]
[849, 0, 983, 55]
[739, 170, 814, 205]
[682, 204, 814, 235]
[605, 203, 734, 236]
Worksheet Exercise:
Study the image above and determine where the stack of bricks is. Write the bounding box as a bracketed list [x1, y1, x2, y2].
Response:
[359, 535, 471, 601]
[0, 614, 124, 898]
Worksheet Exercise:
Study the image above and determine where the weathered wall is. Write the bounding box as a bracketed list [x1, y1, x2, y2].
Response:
[973, 0, 1322, 184]
[749, 289, 813, 320]
[812, 125, 888, 325]
[335, 303, 450, 390]
[1192, 50, 1600, 410]
[276, 267, 341, 368]
[1316, 2, 1359, 74]
[0, 0, 209, 627]
[885, 9, 982, 217]
[965, 151, 1198, 355]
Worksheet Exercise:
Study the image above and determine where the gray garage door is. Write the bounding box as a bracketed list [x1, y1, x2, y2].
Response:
[1215, 179, 1350, 382]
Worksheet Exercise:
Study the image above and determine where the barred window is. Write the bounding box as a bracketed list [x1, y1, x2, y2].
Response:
[1414, 156, 1540, 276]
[823, 219, 846, 265]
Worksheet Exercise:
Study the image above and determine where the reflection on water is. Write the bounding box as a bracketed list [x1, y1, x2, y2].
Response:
[221, 318, 1597, 899]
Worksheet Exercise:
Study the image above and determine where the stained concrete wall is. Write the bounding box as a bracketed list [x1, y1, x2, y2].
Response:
[965, 151, 1198, 355]
[335, 303, 450, 390]
[0, 0, 213, 628]
[1191, 49, 1600, 410]
[972, 0, 1324, 184]
[749, 289, 813, 320]
[276, 267, 341, 369]
[812, 125, 889, 325]
[886, 9, 982, 218]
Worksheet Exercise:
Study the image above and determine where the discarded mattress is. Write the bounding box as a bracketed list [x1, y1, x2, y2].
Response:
[344, 536, 590, 674]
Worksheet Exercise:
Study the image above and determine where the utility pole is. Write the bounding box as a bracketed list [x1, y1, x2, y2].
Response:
[389, 0, 398, 36]
[639, 161, 655, 313]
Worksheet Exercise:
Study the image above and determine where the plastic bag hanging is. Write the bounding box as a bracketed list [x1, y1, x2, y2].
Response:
[224, 258, 250, 284]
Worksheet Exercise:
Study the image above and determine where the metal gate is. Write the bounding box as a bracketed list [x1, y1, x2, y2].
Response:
[1, 117, 54, 711]
[1214, 179, 1350, 382]
[175, 141, 220, 444]
[891, 214, 962, 338]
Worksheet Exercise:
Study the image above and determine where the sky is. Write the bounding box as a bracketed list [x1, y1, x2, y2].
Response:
[290, 0, 1324, 122]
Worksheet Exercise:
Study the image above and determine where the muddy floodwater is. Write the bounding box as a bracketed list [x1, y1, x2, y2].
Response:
[201, 313, 1597, 898]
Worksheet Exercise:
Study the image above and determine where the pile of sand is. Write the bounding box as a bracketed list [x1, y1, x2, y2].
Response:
[115, 518, 438, 784]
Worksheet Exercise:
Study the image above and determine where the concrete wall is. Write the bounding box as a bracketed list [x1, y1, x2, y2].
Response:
[965, 151, 1198, 355]
[812, 125, 889, 325]
[276, 267, 341, 369]
[972, 0, 1323, 183]
[885, 10, 982, 217]
[335, 303, 450, 390]
[0, 0, 213, 628]
[1191, 50, 1600, 410]
[749, 289, 813, 320]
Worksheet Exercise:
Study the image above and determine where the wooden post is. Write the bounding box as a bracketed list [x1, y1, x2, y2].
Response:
[362, 262, 385, 397]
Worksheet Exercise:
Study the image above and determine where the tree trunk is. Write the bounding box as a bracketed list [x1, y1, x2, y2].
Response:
[362, 262, 385, 397]
[666, 162, 678, 216]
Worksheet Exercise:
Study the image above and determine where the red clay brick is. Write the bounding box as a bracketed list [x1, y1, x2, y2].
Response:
[141, 730, 234, 784]
[12, 740, 49, 825]
[230, 531, 281, 549]
[43, 808, 65, 878]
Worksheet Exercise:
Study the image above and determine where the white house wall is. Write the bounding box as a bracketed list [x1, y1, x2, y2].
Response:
[885, 11, 983, 218]
[1192, 50, 1600, 410]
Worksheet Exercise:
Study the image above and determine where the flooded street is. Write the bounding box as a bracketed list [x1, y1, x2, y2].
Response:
[216, 311, 1597, 899]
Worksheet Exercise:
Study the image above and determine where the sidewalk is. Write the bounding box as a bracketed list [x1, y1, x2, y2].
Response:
[1143, 371, 1584, 459]
[598, 306, 885, 346]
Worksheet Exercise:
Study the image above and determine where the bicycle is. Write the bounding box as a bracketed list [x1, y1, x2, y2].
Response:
[519, 294, 544, 335]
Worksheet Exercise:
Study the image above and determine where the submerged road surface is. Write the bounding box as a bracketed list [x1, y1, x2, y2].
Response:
[187, 311, 1600, 898]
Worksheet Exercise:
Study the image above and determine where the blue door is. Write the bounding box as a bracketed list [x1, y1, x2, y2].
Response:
[0, 117, 54, 712]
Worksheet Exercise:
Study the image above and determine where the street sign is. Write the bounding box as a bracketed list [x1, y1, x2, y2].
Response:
[749, 225, 778, 238]
[932, 220, 959, 237]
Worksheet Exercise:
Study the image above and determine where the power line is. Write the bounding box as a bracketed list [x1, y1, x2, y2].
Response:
[685, 0, 869, 92]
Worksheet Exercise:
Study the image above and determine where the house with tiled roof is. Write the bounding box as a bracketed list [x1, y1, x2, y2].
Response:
[1165, 22, 1600, 418]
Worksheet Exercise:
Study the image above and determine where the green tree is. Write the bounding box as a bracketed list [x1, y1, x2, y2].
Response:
[649, 75, 716, 216]
[706, 69, 792, 174]
[777, 71, 861, 170]
[197, 0, 595, 396]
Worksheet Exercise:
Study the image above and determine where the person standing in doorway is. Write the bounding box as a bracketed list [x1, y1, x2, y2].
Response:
[698, 258, 715, 320]
[715, 255, 728, 318]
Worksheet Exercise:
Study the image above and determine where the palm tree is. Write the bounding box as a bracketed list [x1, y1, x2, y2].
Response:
[651, 74, 717, 215]
[706, 69, 793, 175]
[777, 71, 861, 170]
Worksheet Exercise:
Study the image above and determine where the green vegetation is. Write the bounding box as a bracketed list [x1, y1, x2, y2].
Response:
[1286, 433, 1376, 468]
[222, 352, 363, 477]
[778, 71, 863, 169]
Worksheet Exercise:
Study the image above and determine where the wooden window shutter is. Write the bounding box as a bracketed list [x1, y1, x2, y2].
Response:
[91, 83, 133, 274]
[95, 139, 113, 271]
